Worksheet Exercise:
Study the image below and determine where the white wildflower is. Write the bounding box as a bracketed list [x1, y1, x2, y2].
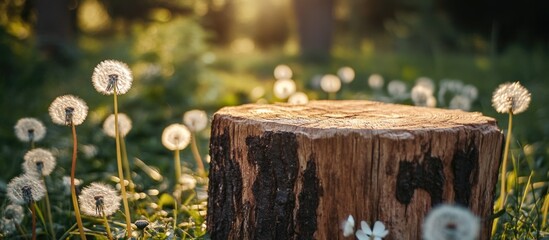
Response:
[356, 220, 389, 240]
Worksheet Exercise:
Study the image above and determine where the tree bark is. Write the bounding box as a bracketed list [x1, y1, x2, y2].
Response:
[208, 100, 503, 240]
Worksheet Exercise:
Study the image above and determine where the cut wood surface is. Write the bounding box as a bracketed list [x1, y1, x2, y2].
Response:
[207, 100, 504, 240]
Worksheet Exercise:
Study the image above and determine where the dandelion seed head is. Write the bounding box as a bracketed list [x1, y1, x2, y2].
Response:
[1, 204, 24, 235]
[92, 60, 133, 95]
[368, 74, 384, 90]
[183, 109, 208, 132]
[411, 85, 435, 107]
[81, 144, 98, 159]
[2, 204, 24, 223]
[288, 92, 309, 105]
[387, 80, 408, 99]
[273, 79, 297, 99]
[7, 175, 45, 205]
[491, 82, 531, 114]
[14, 118, 46, 142]
[415, 77, 435, 94]
[320, 74, 341, 93]
[422, 204, 479, 240]
[250, 86, 265, 100]
[62, 176, 82, 195]
[461, 85, 478, 100]
[274, 64, 293, 80]
[178, 174, 197, 191]
[338, 66, 355, 83]
[162, 123, 191, 151]
[79, 182, 121, 217]
[49, 95, 88, 126]
[103, 113, 132, 138]
[23, 148, 56, 177]
[441, 79, 464, 93]
[449, 95, 472, 111]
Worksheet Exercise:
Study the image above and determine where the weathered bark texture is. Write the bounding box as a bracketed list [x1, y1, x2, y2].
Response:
[208, 100, 504, 240]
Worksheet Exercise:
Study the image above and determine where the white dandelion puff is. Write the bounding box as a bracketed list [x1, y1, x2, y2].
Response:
[183, 109, 208, 132]
[103, 113, 132, 138]
[287, 92, 309, 105]
[178, 174, 197, 191]
[368, 74, 384, 90]
[491, 81, 531, 114]
[461, 85, 478, 100]
[7, 174, 46, 205]
[415, 77, 435, 94]
[340, 215, 355, 237]
[162, 123, 191, 151]
[387, 80, 408, 100]
[79, 182, 121, 217]
[449, 95, 472, 111]
[1, 204, 25, 235]
[356, 220, 389, 240]
[273, 79, 297, 99]
[48, 95, 88, 126]
[338, 67, 355, 83]
[23, 148, 56, 177]
[422, 204, 480, 240]
[92, 60, 133, 95]
[274, 64, 293, 80]
[14, 118, 46, 142]
[320, 74, 341, 93]
[250, 86, 265, 100]
[411, 85, 435, 107]
[62, 176, 82, 195]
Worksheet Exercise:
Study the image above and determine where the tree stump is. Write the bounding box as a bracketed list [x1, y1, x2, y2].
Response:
[207, 100, 504, 240]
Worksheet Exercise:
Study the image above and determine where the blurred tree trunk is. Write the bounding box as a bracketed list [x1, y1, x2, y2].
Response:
[202, 0, 235, 45]
[349, 0, 366, 48]
[292, 0, 334, 62]
[34, 0, 75, 61]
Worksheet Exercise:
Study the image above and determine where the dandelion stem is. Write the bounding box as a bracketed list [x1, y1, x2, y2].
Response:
[71, 123, 87, 240]
[42, 176, 56, 239]
[33, 202, 49, 237]
[102, 210, 114, 240]
[498, 111, 513, 210]
[542, 192, 549, 228]
[30, 202, 36, 240]
[141, 230, 148, 240]
[174, 149, 182, 188]
[190, 133, 205, 176]
[173, 200, 178, 230]
[120, 135, 134, 193]
[15, 222, 29, 240]
[113, 86, 133, 237]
